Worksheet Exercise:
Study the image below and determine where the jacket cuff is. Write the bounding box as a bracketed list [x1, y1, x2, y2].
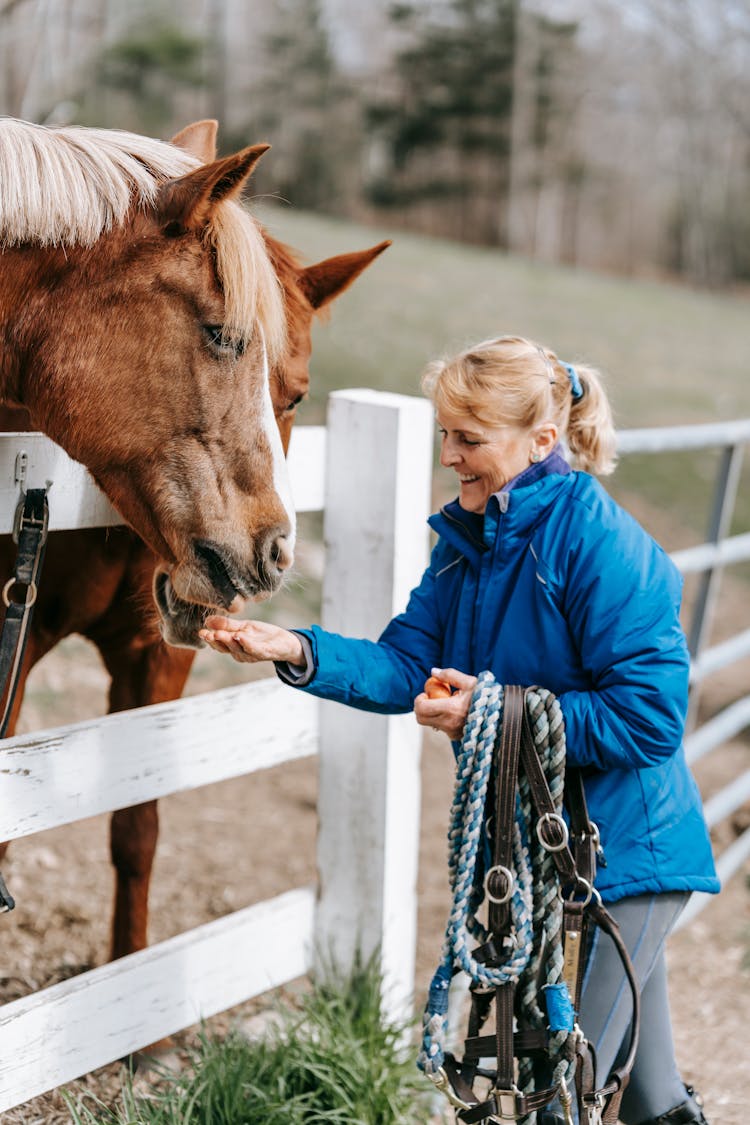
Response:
[275, 631, 316, 687]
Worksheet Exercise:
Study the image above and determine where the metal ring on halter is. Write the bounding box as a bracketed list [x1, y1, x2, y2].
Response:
[535, 811, 569, 853]
[564, 876, 602, 908]
[2, 578, 37, 609]
[484, 864, 514, 905]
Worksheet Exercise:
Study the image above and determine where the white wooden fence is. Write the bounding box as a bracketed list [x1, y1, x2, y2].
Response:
[0, 398, 746, 1113]
[0, 389, 434, 1114]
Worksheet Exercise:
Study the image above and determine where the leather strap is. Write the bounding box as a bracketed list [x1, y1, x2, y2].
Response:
[0, 488, 48, 739]
[487, 685, 526, 1092]
[584, 901, 641, 1115]
[564, 766, 599, 886]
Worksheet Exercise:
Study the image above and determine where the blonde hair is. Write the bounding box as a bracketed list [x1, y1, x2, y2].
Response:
[0, 117, 284, 361]
[421, 334, 617, 476]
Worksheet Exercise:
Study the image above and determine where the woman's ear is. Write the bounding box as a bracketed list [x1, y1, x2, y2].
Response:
[535, 421, 558, 457]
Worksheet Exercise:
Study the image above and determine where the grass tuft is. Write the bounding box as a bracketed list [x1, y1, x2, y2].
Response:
[64, 955, 432, 1125]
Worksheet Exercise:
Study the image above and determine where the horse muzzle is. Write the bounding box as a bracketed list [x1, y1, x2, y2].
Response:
[153, 530, 294, 648]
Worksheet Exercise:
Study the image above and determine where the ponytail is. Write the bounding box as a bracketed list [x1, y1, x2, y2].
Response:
[564, 363, 617, 476]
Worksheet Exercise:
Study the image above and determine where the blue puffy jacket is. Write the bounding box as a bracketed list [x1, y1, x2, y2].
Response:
[292, 451, 719, 902]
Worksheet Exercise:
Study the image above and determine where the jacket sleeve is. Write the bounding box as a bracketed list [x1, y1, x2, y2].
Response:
[556, 510, 690, 772]
[277, 542, 450, 714]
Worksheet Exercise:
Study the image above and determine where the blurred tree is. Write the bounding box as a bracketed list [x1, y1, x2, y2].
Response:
[364, 0, 521, 247]
[91, 18, 208, 136]
[244, 0, 361, 213]
[513, 12, 584, 264]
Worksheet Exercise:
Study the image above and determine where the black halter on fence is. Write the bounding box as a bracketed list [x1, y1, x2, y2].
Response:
[419, 677, 640, 1125]
[0, 486, 49, 912]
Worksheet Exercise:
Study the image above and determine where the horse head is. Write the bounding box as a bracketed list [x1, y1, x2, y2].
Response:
[151, 121, 391, 645]
[0, 119, 294, 643]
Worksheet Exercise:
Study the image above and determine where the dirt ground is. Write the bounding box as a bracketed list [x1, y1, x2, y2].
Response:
[1, 502, 749, 1124]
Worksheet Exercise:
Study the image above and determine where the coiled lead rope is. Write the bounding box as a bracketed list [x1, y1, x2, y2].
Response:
[418, 674, 577, 1123]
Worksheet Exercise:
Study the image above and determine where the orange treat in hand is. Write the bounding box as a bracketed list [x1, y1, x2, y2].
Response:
[425, 675, 452, 699]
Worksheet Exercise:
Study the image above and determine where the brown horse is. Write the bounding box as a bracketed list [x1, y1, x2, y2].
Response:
[0, 115, 293, 636]
[0, 119, 390, 962]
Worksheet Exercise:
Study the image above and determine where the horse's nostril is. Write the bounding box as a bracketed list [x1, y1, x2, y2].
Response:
[193, 540, 241, 606]
[272, 534, 293, 572]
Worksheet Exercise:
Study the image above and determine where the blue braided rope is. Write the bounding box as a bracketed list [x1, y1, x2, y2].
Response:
[417, 677, 577, 1123]
[418, 673, 533, 1076]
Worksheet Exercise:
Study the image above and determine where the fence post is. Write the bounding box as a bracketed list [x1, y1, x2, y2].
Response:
[315, 389, 433, 1024]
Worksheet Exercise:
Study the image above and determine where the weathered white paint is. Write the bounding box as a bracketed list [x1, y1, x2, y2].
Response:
[0, 426, 326, 533]
[0, 392, 431, 1112]
[0, 432, 121, 531]
[0, 677, 318, 841]
[0, 886, 315, 1113]
[315, 389, 433, 1024]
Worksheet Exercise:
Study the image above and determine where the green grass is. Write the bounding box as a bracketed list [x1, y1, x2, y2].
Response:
[257, 203, 750, 429]
[64, 957, 432, 1125]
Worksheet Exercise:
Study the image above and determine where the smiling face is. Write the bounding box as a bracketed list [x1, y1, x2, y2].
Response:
[437, 409, 557, 513]
[437, 410, 531, 512]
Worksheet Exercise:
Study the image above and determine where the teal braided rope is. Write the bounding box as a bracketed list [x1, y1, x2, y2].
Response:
[418, 673, 533, 1076]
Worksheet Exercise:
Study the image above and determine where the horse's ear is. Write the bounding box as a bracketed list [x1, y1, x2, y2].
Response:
[170, 120, 218, 162]
[298, 240, 392, 310]
[157, 144, 270, 233]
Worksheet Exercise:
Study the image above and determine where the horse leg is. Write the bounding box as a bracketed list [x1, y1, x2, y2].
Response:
[109, 800, 159, 960]
[101, 640, 195, 961]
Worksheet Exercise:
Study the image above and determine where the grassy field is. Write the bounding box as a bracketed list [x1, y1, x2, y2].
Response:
[257, 204, 750, 542]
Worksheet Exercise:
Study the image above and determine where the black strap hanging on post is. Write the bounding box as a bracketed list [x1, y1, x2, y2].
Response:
[0, 486, 49, 913]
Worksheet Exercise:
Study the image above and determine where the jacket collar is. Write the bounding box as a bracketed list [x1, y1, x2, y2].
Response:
[429, 447, 571, 564]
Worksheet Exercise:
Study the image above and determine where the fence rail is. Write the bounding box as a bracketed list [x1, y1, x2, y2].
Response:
[615, 419, 750, 926]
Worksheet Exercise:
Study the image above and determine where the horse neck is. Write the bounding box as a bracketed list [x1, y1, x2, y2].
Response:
[0, 246, 53, 408]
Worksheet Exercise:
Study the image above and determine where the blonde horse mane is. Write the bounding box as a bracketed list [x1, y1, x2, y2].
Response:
[0, 118, 284, 358]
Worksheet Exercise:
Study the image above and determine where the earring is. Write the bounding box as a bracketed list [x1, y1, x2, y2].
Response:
[530, 450, 542, 463]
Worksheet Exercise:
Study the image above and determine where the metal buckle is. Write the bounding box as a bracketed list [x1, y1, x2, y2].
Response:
[583, 1091, 605, 1124]
[488, 1085, 522, 1121]
[428, 1066, 473, 1111]
[535, 811, 569, 852]
[484, 864, 514, 904]
[12, 495, 49, 546]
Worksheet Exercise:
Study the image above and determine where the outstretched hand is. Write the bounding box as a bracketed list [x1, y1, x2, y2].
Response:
[199, 616, 305, 666]
[414, 667, 477, 741]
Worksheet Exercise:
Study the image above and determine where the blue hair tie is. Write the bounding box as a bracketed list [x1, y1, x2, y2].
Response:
[563, 362, 584, 401]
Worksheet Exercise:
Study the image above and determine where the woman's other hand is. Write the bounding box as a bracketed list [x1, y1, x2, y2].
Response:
[199, 616, 304, 666]
[414, 667, 477, 741]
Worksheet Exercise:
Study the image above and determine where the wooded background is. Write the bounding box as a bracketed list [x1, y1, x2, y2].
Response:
[2, 0, 749, 287]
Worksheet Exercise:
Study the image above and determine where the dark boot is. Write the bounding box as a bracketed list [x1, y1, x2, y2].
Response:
[640, 1085, 708, 1124]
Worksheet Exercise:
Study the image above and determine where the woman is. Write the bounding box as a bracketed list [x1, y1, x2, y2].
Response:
[200, 335, 717, 1125]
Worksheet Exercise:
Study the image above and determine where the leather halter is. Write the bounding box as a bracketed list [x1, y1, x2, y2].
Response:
[0, 487, 49, 912]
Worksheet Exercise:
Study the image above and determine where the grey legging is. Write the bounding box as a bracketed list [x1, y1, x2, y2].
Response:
[575, 891, 690, 1124]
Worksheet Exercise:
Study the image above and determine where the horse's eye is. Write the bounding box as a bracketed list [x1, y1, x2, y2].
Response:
[285, 393, 305, 413]
[202, 325, 246, 359]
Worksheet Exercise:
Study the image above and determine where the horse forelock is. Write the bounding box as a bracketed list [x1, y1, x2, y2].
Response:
[0, 117, 285, 364]
[209, 204, 286, 366]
